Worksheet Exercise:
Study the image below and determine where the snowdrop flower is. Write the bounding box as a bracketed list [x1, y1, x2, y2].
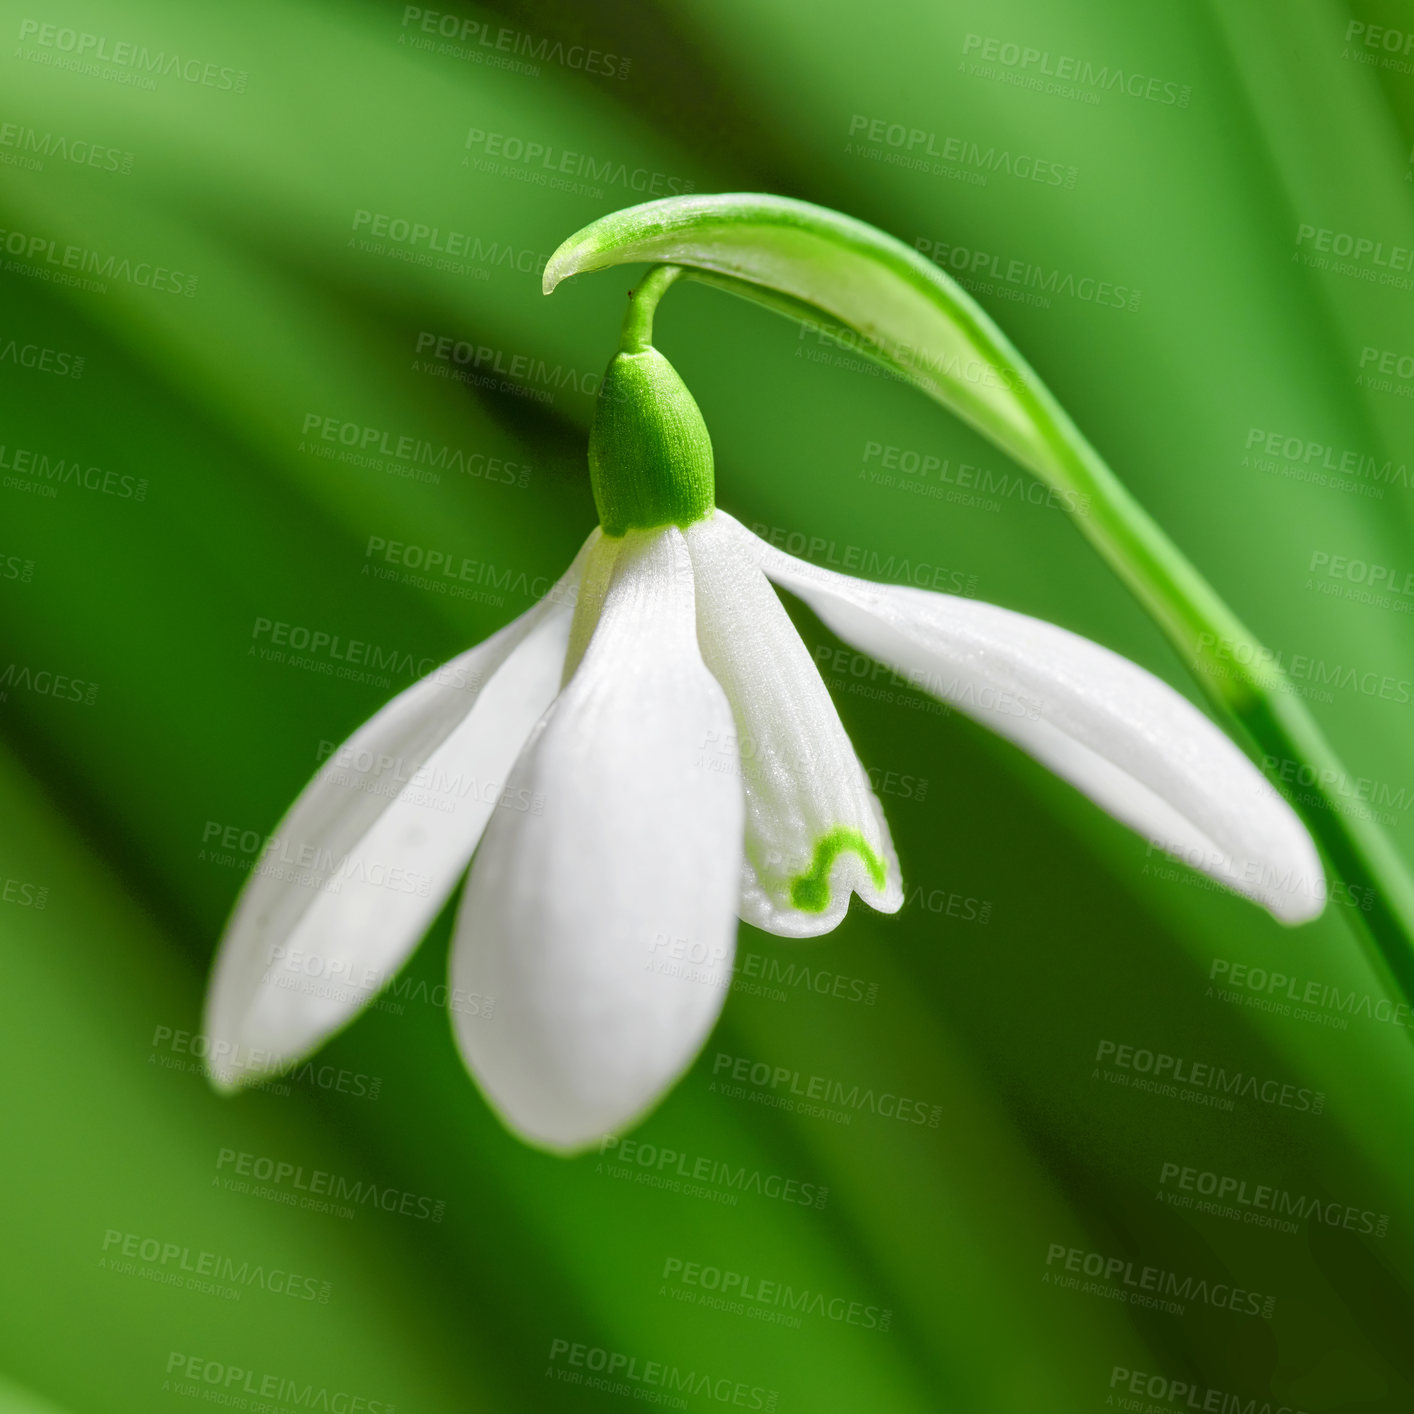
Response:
[204, 284, 1322, 1154]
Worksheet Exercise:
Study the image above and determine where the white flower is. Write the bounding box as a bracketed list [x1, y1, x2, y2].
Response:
[204, 508, 1322, 1153]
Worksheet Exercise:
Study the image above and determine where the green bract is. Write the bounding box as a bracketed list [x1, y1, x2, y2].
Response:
[589, 347, 714, 537]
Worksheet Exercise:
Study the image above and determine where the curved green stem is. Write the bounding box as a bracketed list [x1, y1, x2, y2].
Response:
[618, 263, 685, 352]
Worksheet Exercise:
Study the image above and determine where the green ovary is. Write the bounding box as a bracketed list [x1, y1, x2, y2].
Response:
[789, 828, 887, 913]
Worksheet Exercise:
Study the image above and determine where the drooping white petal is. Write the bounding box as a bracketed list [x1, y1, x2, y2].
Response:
[451, 527, 744, 1153]
[203, 534, 597, 1089]
[723, 512, 1324, 924]
[685, 514, 901, 937]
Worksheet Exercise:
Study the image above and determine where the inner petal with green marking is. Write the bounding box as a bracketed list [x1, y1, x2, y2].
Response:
[684, 514, 904, 939]
[789, 827, 888, 913]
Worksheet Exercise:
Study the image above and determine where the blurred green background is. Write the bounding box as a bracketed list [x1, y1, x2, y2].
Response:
[4, 0, 1414, 1409]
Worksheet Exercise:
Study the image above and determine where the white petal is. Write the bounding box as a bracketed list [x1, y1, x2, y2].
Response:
[724, 513, 1324, 924]
[685, 514, 901, 937]
[203, 534, 596, 1089]
[451, 527, 743, 1153]
[561, 530, 622, 684]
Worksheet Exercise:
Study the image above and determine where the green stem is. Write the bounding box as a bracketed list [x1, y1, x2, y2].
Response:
[1249, 692, 1414, 999]
[618, 264, 685, 352]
